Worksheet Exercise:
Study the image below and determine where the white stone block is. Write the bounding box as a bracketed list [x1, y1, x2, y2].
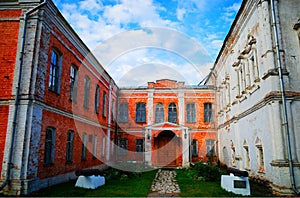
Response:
[75, 175, 105, 189]
[221, 174, 250, 196]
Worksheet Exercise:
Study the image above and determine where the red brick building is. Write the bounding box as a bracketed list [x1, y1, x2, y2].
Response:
[0, 0, 117, 195]
[0, 0, 216, 196]
[117, 79, 216, 167]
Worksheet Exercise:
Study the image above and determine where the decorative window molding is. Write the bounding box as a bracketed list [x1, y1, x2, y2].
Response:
[243, 140, 250, 170]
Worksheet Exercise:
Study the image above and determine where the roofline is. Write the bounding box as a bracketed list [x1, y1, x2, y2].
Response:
[205, 0, 247, 84]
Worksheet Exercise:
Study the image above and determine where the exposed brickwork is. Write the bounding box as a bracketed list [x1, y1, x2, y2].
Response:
[0, 10, 21, 99]
[0, 106, 9, 173]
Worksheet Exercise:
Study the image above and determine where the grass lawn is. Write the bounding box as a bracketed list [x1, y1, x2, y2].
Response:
[33, 169, 156, 197]
[176, 169, 274, 197]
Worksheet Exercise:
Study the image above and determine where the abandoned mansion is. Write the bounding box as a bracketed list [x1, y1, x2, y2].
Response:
[0, 0, 299, 196]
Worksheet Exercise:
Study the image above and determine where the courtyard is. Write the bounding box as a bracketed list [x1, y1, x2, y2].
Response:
[29, 163, 273, 197]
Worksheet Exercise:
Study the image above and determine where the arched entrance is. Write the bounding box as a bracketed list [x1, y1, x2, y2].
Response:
[155, 130, 179, 166]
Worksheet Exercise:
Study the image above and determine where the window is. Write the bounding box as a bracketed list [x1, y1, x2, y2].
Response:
[168, 103, 177, 123]
[136, 103, 146, 123]
[204, 103, 213, 122]
[255, 137, 264, 172]
[44, 127, 56, 165]
[83, 76, 90, 108]
[118, 139, 128, 155]
[192, 139, 198, 157]
[81, 133, 87, 161]
[95, 85, 100, 113]
[70, 65, 78, 101]
[186, 103, 196, 123]
[232, 146, 236, 167]
[244, 145, 250, 169]
[112, 99, 115, 121]
[49, 50, 61, 93]
[155, 103, 164, 123]
[118, 103, 128, 123]
[93, 135, 98, 159]
[136, 139, 144, 153]
[66, 130, 74, 163]
[102, 91, 107, 117]
[206, 139, 216, 156]
[101, 136, 105, 158]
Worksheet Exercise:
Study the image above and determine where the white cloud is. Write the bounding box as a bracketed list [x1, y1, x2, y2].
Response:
[222, 1, 241, 22]
[176, 8, 186, 21]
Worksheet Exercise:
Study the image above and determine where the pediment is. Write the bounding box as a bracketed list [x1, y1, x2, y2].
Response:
[144, 122, 188, 130]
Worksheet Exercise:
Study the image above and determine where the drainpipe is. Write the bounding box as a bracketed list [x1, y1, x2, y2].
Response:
[0, 0, 48, 191]
[270, 0, 299, 195]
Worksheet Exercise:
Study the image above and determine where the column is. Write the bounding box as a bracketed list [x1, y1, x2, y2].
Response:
[181, 128, 190, 167]
[148, 90, 154, 125]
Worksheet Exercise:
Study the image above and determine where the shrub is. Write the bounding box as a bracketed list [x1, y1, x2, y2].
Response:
[189, 161, 223, 182]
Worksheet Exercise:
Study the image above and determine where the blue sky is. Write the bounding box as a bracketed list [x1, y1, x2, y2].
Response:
[53, 0, 242, 86]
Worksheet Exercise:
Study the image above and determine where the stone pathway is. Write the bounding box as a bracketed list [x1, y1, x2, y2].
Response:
[148, 169, 180, 197]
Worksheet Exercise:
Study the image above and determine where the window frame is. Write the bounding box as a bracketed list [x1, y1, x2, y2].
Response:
[136, 102, 146, 123]
[206, 139, 216, 156]
[118, 102, 129, 123]
[118, 139, 128, 155]
[66, 130, 74, 163]
[83, 76, 90, 109]
[186, 103, 196, 123]
[81, 132, 87, 161]
[204, 103, 213, 123]
[49, 49, 61, 93]
[168, 102, 177, 123]
[70, 64, 78, 101]
[155, 103, 164, 123]
[136, 139, 144, 153]
[44, 127, 56, 165]
[95, 85, 100, 114]
[102, 91, 107, 117]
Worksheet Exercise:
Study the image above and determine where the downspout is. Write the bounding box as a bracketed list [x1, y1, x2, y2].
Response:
[270, 0, 299, 194]
[0, 0, 48, 191]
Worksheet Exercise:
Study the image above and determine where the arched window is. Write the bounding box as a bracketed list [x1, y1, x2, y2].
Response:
[168, 103, 177, 123]
[155, 103, 164, 123]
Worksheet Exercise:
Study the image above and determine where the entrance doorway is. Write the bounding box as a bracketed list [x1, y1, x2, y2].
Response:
[155, 130, 179, 166]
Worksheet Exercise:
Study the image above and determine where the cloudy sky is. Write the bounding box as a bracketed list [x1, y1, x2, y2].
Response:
[53, 0, 242, 87]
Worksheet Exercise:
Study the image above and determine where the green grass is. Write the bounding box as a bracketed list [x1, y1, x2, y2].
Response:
[176, 169, 238, 197]
[176, 169, 274, 197]
[33, 169, 156, 197]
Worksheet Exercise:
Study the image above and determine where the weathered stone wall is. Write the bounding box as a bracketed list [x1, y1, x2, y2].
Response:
[208, 0, 300, 195]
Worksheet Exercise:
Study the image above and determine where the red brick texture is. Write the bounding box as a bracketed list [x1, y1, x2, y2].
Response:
[0, 9, 22, 174]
